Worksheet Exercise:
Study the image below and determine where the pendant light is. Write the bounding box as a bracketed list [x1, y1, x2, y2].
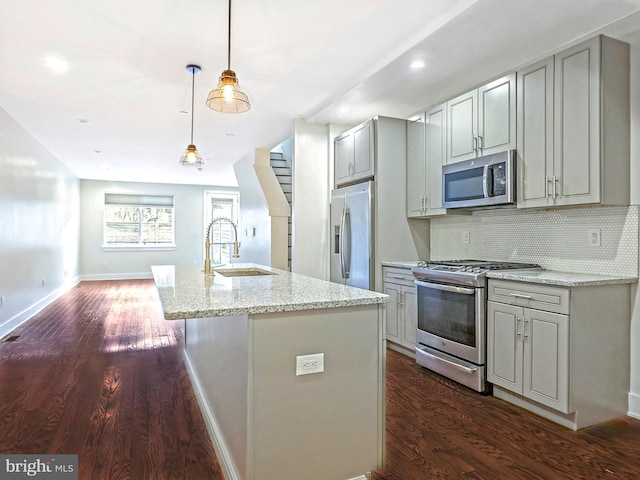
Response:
[206, 0, 251, 113]
[179, 64, 205, 167]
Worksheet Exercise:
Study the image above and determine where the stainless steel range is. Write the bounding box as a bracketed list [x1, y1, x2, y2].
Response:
[411, 259, 540, 393]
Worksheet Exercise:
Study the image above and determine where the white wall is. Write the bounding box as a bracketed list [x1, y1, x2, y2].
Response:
[233, 151, 273, 267]
[79, 179, 238, 278]
[626, 36, 640, 418]
[0, 107, 80, 337]
[292, 119, 330, 279]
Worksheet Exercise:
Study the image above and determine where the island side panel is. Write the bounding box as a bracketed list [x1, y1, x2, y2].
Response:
[184, 314, 250, 480]
[247, 304, 385, 480]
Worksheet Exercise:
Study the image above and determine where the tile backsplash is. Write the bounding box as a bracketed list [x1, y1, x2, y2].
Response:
[429, 205, 638, 277]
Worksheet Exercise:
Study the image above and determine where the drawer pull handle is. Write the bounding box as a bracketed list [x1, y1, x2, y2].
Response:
[510, 293, 532, 300]
[392, 275, 408, 280]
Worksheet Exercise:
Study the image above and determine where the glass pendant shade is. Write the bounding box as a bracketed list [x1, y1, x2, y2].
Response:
[206, 69, 250, 113]
[179, 144, 204, 166]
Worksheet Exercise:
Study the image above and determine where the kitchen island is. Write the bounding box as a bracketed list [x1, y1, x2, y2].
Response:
[152, 264, 388, 480]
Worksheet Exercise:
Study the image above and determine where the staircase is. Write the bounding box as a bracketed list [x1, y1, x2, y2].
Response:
[270, 151, 293, 270]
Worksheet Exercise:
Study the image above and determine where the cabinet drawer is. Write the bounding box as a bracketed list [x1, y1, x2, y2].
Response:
[383, 267, 416, 287]
[488, 280, 569, 315]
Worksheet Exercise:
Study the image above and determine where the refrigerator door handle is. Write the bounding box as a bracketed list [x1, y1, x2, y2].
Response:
[340, 207, 351, 279]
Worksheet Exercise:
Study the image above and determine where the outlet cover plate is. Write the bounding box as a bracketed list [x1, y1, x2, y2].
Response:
[296, 353, 324, 376]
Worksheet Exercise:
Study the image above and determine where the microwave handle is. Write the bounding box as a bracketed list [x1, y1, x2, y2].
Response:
[483, 165, 493, 198]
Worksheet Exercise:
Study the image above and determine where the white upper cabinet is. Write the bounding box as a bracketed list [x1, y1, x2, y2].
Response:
[517, 35, 630, 208]
[447, 74, 515, 164]
[406, 105, 447, 218]
[334, 120, 375, 187]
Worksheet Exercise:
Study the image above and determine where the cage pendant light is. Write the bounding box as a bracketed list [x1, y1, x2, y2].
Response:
[206, 0, 251, 113]
[180, 64, 205, 167]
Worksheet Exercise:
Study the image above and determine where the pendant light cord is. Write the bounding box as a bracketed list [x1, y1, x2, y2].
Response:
[227, 0, 232, 70]
[190, 67, 195, 144]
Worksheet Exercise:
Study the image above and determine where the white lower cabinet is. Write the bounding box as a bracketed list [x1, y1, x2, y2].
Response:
[488, 301, 569, 413]
[487, 279, 631, 430]
[383, 267, 417, 352]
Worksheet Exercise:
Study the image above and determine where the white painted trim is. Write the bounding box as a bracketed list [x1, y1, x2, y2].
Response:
[79, 272, 153, 281]
[0, 277, 81, 339]
[183, 350, 240, 480]
[628, 392, 640, 419]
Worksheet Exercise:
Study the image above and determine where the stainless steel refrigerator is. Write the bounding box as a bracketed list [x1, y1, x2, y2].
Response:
[330, 181, 374, 290]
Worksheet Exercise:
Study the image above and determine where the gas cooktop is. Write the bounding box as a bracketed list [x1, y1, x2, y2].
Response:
[412, 259, 541, 287]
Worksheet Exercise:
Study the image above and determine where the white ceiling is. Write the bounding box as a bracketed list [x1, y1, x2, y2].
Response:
[1, 0, 640, 187]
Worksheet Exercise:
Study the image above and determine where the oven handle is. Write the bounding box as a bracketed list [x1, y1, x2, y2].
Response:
[415, 280, 476, 295]
[416, 346, 478, 374]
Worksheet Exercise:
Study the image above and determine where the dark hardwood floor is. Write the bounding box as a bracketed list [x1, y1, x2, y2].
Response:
[1, 279, 640, 479]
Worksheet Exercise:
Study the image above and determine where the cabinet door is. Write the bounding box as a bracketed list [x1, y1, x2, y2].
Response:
[523, 309, 570, 413]
[478, 74, 516, 156]
[554, 37, 601, 205]
[487, 301, 523, 393]
[447, 90, 477, 163]
[406, 115, 427, 217]
[334, 132, 353, 186]
[384, 283, 401, 342]
[517, 58, 554, 208]
[402, 286, 417, 347]
[425, 103, 447, 214]
[352, 120, 375, 181]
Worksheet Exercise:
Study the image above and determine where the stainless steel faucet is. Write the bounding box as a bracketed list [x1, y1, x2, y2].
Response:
[204, 216, 240, 275]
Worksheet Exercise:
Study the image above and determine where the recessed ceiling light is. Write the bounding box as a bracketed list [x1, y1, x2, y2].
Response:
[44, 55, 69, 73]
[94, 150, 102, 154]
[224, 133, 235, 138]
[410, 59, 426, 70]
[179, 110, 189, 115]
[76, 118, 90, 124]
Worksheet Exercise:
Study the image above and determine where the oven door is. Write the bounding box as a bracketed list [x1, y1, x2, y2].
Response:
[415, 280, 485, 365]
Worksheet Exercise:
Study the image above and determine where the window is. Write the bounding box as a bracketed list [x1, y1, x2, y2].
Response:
[205, 191, 239, 264]
[104, 193, 175, 248]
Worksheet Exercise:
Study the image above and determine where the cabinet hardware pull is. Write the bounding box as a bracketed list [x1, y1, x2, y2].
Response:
[392, 275, 406, 280]
[516, 317, 522, 338]
[478, 135, 483, 151]
[552, 175, 558, 199]
[473, 136, 478, 152]
[510, 293, 532, 300]
[524, 318, 530, 338]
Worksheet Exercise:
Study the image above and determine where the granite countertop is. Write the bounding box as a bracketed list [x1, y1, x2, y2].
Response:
[486, 269, 638, 287]
[382, 261, 418, 269]
[151, 263, 389, 320]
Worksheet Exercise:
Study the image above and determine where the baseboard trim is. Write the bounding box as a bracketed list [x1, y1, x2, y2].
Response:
[0, 277, 80, 339]
[628, 392, 640, 419]
[183, 350, 240, 480]
[79, 272, 153, 281]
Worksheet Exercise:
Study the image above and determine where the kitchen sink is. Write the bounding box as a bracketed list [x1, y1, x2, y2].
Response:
[214, 268, 276, 277]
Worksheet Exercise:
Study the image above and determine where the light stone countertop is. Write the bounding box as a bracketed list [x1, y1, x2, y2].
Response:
[382, 261, 418, 269]
[381, 260, 637, 287]
[486, 269, 638, 287]
[151, 263, 389, 320]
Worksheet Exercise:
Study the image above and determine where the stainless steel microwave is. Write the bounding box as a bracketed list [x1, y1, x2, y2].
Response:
[442, 150, 515, 208]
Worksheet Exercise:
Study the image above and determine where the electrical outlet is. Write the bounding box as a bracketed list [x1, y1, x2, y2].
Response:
[462, 231, 470, 245]
[296, 353, 324, 376]
[588, 229, 601, 247]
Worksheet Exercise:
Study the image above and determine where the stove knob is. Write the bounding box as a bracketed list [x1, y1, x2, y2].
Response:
[473, 267, 482, 273]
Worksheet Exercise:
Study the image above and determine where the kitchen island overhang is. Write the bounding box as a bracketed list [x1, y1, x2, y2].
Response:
[152, 264, 389, 480]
